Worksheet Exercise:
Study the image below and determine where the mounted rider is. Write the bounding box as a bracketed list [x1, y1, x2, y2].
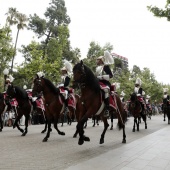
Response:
[5, 75, 15, 89]
[145, 94, 152, 111]
[120, 91, 125, 103]
[58, 60, 73, 113]
[163, 88, 170, 105]
[96, 51, 114, 117]
[134, 77, 146, 113]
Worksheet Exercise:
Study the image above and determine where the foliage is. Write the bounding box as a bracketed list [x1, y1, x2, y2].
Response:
[0, 26, 14, 91]
[147, 0, 170, 21]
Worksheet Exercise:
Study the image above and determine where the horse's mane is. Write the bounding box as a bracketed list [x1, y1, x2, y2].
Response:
[14, 86, 28, 99]
[74, 63, 100, 93]
[130, 92, 137, 102]
[42, 78, 59, 94]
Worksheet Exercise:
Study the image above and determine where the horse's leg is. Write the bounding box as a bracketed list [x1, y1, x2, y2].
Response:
[73, 123, 79, 138]
[163, 112, 166, 121]
[77, 115, 89, 145]
[92, 116, 96, 127]
[100, 117, 109, 144]
[13, 113, 24, 133]
[42, 119, 52, 142]
[110, 112, 113, 130]
[21, 114, 29, 136]
[83, 121, 87, 129]
[144, 115, 147, 129]
[137, 117, 139, 131]
[132, 117, 136, 132]
[53, 116, 65, 136]
[122, 124, 126, 143]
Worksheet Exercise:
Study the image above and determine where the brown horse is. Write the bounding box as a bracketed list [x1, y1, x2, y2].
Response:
[73, 61, 127, 145]
[128, 93, 147, 132]
[32, 76, 76, 142]
[6, 85, 32, 136]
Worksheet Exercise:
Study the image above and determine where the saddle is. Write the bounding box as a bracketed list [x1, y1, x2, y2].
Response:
[99, 82, 117, 111]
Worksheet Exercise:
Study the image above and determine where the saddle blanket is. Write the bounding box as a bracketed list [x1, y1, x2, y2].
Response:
[36, 98, 45, 111]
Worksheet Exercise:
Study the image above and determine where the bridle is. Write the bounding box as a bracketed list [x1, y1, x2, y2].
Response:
[73, 64, 86, 88]
[33, 77, 43, 96]
[6, 84, 16, 99]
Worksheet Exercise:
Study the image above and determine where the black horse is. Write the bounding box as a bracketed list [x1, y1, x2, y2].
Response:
[162, 98, 170, 124]
[128, 93, 147, 132]
[6, 85, 31, 136]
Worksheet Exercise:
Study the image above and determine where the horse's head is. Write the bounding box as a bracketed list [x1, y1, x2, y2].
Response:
[129, 92, 138, 108]
[73, 60, 86, 85]
[6, 84, 16, 99]
[32, 75, 44, 97]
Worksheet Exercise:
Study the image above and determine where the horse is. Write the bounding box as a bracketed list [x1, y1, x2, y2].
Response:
[73, 60, 127, 145]
[162, 98, 170, 124]
[32, 75, 76, 142]
[6, 85, 32, 136]
[128, 93, 147, 132]
[0, 92, 18, 131]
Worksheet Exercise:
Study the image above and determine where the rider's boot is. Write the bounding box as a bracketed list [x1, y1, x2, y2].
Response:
[104, 97, 110, 117]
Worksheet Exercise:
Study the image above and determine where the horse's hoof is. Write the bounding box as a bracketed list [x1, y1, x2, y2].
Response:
[73, 134, 77, 138]
[20, 129, 24, 133]
[59, 132, 65, 135]
[92, 125, 95, 127]
[122, 139, 126, 143]
[42, 138, 48, 142]
[110, 127, 113, 130]
[0, 129, 2, 132]
[21, 133, 26, 136]
[41, 130, 46, 133]
[145, 127, 147, 129]
[84, 136, 90, 142]
[99, 138, 104, 144]
[163, 119, 165, 121]
[78, 139, 84, 145]
[132, 129, 135, 132]
[13, 125, 16, 129]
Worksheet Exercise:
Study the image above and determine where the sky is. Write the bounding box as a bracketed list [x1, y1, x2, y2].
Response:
[0, 0, 170, 84]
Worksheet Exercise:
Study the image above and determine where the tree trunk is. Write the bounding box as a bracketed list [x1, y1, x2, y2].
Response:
[11, 28, 20, 74]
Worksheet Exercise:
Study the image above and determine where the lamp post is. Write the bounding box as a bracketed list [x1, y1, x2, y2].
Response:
[3, 68, 9, 91]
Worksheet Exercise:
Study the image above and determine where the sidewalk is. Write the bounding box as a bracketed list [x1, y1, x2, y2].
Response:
[66, 125, 170, 170]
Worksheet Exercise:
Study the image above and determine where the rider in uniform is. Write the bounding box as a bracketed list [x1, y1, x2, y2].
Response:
[120, 91, 125, 103]
[96, 51, 114, 117]
[134, 77, 146, 113]
[59, 60, 72, 113]
[5, 75, 15, 89]
[162, 88, 170, 107]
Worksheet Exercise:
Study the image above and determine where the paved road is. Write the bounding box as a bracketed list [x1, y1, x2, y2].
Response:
[0, 114, 168, 170]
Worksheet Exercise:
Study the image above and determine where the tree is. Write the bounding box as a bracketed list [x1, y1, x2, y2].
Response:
[5, 8, 28, 73]
[0, 26, 14, 90]
[147, 1, 170, 21]
[11, 13, 28, 73]
[28, 0, 71, 59]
